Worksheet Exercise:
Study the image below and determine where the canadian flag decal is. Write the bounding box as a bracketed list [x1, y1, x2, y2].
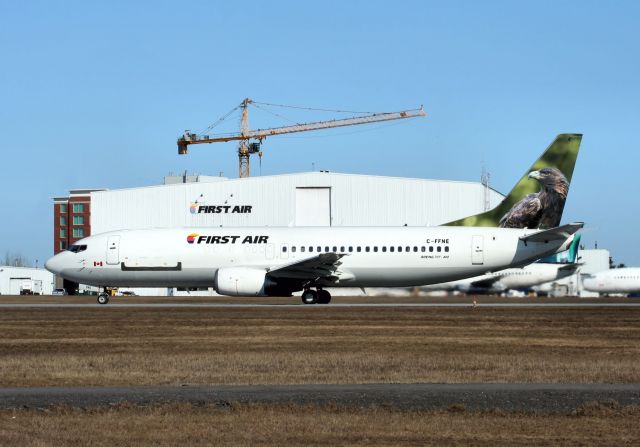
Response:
[93, 261, 103, 267]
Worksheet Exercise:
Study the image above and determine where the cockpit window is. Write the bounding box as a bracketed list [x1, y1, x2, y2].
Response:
[68, 244, 87, 253]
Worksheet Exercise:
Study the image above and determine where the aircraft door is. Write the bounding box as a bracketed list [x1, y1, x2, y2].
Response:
[106, 236, 121, 265]
[266, 243, 275, 260]
[471, 235, 484, 265]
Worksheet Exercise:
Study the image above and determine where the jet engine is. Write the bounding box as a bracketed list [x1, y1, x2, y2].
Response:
[215, 267, 270, 296]
[215, 267, 301, 297]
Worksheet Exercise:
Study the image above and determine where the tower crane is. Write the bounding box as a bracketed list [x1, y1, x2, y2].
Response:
[177, 98, 426, 178]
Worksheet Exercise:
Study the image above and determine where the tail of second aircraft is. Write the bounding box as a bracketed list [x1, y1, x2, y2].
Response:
[538, 233, 581, 264]
[445, 134, 582, 229]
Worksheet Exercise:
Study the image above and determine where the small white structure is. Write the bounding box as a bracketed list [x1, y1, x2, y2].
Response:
[0, 266, 55, 295]
[535, 249, 611, 297]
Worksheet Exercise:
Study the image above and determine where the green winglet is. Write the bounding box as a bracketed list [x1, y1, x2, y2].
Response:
[445, 134, 582, 228]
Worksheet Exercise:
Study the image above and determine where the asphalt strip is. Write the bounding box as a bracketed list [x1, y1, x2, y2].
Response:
[1, 384, 639, 412]
[1, 303, 640, 308]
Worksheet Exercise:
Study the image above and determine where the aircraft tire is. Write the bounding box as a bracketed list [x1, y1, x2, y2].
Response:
[97, 293, 110, 305]
[317, 289, 331, 304]
[301, 290, 317, 305]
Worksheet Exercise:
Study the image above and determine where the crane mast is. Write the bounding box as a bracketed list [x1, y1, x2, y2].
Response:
[178, 98, 426, 178]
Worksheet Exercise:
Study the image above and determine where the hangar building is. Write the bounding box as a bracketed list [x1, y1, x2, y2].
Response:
[89, 171, 504, 233]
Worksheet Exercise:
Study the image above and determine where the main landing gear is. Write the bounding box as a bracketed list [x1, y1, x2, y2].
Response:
[301, 288, 331, 305]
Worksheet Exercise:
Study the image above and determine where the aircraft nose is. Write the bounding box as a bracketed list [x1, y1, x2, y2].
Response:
[45, 254, 63, 274]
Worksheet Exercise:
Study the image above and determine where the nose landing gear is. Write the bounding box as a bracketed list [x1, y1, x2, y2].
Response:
[301, 288, 331, 305]
[97, 293, 109, 305]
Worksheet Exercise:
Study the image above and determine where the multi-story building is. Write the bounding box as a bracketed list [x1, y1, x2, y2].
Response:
[53, 189, 106, 255]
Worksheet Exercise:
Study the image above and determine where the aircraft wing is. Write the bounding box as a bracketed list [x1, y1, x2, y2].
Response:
[267, 253, 346, 281]
[468, 275, 504, 289]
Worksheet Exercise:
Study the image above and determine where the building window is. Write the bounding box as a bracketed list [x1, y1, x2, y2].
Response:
[60, 229, 66, 238]
[60, 216, 66, 226]
[73, 215, 84, 225]
[73, 203, 85, 213]
[60, 241, 67, 250]
[73, 228, 84, 238]
[60, 204, 67, 213]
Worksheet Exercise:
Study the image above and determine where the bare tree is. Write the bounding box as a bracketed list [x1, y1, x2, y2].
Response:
[2, 252, 31, 267]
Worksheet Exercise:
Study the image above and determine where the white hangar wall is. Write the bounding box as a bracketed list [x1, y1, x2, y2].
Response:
[90, 172, 504, 234]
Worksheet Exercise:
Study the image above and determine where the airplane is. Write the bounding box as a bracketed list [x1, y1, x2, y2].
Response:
[420, 235, 582, 295]
[46, 134, 583, 305]
[582, 267, 640, 295]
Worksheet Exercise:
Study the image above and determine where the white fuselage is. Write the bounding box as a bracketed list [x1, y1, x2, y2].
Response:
[45, 226, 576, 293]
[582, 268, 640, 294]
[422, 263, 579, 294]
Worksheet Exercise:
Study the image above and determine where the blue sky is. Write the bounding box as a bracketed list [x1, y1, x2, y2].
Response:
[1, 0, 639, 266]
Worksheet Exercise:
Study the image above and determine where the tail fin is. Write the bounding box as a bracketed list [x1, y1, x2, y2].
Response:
[445, 134, 582, 228]
[538, 233, 581, 264]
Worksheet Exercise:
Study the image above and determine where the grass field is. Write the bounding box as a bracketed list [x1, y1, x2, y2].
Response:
[2, 402, 639, 446]
[1, 299, 639, 386]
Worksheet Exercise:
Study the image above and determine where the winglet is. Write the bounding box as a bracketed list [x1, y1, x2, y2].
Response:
[445, 134, 582, 228]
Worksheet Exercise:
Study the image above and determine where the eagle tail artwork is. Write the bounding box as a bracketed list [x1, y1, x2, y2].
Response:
[445, 134, 582, 229]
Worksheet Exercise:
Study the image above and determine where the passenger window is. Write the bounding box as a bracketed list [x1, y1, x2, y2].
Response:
[292, 246, 297, 253]
[445, 246, 449, 252]
[421, 247, 425, 252]
[301, 246, 305, 252]
[374, 247, 378, 252]
[382, 247, 387, 252]
[398, 247, 402, 252]
[357, 247, 362, 252]
[390, 247, 395, 252]
[325, 246, 329, 252]
[333, 246, 337, 252]
[309, 246, 313, 252]
[340, 246, 345, 252]
[348, 247, 353, 252]
[282, 246, 287, 252]
[366, 247, 370, 252]
[405, 246, 410, 252]
[413, 247, 418, 252]
[317, 246, 321, 252]
[437, 246, 441, 252]
[429, 246, 434, 252]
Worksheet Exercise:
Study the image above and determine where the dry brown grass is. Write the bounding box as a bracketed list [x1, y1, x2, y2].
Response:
[0, 305, 639, 386]
[1, 402, 640, 446]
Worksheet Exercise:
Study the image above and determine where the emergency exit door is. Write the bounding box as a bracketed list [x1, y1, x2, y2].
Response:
[106, 236, 121, 265]
[471, 235, 484, 265]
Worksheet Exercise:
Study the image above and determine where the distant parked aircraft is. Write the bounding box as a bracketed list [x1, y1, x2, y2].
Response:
[582, 267, 640, 295]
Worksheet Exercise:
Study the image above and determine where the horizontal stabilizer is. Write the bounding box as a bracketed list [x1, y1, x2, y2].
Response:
[519, 222, 584, 243]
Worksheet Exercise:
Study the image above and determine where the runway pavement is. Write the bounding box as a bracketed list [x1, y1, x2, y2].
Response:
[1, 302, 640, 308]
[1, 384, 639, 412]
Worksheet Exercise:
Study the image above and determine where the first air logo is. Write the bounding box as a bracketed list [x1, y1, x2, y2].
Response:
[186, 234, 269, 244]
